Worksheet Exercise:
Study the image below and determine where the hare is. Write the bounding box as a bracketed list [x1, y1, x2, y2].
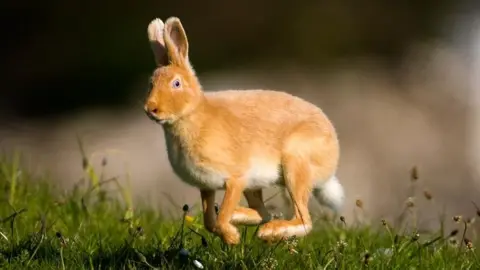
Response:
[144, 17, 344, 245]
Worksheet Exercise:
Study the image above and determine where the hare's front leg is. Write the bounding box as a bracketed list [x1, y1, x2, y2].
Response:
[230, 189, 271, 226]
[213, 178, 246, 245]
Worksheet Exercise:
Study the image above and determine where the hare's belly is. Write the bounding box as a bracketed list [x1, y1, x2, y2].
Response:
[167, 153, 282, 190]
[164, 133, 282, 189]
[167, 152, 227, 189]
[243, 158, 283, 189]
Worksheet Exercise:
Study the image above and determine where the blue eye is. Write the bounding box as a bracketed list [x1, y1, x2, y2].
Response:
[172, 79, 181, 89]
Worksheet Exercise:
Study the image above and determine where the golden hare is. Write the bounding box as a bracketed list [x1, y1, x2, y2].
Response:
[144, 17, 344, 245]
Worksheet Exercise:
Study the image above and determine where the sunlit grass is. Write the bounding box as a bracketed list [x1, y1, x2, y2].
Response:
[0, 152, 479, 269]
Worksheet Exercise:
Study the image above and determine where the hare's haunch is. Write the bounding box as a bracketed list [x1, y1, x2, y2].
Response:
[144, 17, 344, 245]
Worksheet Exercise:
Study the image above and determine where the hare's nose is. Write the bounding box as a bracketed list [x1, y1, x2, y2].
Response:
[144, 102, 158, 114]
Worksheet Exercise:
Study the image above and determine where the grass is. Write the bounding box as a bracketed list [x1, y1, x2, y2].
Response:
[0, 152, 479, 270]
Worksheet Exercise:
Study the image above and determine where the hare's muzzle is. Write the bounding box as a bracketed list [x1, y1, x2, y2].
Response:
[144, 106, 168, 125]
[144, 106, 159, 121]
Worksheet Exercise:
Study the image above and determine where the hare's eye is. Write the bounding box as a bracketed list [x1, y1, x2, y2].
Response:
[172, 79, 181, 89]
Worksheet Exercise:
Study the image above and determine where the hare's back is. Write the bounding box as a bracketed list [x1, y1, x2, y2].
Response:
[205, 89, 327, 124]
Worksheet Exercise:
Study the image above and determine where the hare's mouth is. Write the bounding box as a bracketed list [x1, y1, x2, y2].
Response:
[145, 110, 167, 124]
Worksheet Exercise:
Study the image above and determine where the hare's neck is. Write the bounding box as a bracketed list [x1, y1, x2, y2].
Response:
[165, 97, 211, 143]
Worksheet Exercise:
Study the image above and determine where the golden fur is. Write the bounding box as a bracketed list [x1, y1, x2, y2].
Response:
[144, 17, 343, 244]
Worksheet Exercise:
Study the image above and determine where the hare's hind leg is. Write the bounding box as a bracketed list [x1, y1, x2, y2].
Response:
[231, 189, 272, 226]
[200, 189, 217, 233]
[257, 122, 338, 242]
[257, 154, 314, 242]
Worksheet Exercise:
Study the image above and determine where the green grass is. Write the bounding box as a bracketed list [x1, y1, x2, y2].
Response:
[0, 153, 479, 270]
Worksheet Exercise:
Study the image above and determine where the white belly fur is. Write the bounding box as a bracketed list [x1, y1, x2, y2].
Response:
[164, 131, 282, 190]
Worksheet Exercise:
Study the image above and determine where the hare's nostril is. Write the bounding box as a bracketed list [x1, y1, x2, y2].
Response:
[151, 108, 158, 114]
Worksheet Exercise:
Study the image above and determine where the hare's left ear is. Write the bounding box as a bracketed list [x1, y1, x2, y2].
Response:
[163, 17, 189, 66]
[147, 18, 169, 66]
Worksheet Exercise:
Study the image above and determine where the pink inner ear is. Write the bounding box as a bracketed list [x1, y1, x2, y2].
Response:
[156, 27, 163, 43]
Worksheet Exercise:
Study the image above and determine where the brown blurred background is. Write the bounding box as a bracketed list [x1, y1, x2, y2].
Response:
[2, 1, 480, 232]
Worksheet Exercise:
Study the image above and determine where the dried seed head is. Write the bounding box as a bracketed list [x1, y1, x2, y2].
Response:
[381, 219, 387, 226]
[201, 236, 208, 248]
[286, 236, 298, 247]
[355, 199, 364, 209]
[82, 157, 89, 170]
[410, 166, 419, 182]
[467, 217, 476, 225]
[101, 157, 108, 167]
[182, 204, 189, 212]
[465, 238, 474, 250]
[340, 216, 346, 224]
[286, 237, 299, 254]
[56, 231, 67, 247]
[363, 252, 372, 265]
[449, 229, 459, 237]
[336, 240, 348, 252]
[259, 257, 279, 270]
[423, 190, 432, 200]
[406, 197, 415, 208]
[449, 238, 458, 247]
[412, 233, 420, 241]
[453, 215, 462, 223]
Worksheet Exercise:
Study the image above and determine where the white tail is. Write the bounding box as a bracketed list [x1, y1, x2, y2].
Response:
[312, 175, 345, 213]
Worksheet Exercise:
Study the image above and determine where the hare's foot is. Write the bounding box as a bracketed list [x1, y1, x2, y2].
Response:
[213, 223, 240, 245]
[231, 207, 271, 225]
[231, 189, 272, 225]
[257, 219, 312, 242]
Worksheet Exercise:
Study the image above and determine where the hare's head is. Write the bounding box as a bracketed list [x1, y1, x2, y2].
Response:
[144, 17, 203, 125]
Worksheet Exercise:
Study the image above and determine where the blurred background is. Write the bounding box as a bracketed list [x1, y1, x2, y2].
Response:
[2, 1, 480, 230]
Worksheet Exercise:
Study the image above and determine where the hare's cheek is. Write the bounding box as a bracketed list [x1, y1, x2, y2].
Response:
[167, 92, 185, 112]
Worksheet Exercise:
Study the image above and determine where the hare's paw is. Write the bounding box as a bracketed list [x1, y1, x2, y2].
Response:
[213, 223, 240, 245]
[257, 219, 312, 242]
[231, 207, 271, 226]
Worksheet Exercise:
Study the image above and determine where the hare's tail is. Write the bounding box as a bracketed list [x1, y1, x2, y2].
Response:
[312, 175, 345, 213]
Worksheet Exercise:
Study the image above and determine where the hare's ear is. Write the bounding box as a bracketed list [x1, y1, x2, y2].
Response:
[163, 17, 189, 66]
[147, 18, 168, 66]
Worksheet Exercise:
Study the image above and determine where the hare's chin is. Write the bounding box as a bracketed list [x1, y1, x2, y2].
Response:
[152, 117, 169, 125]
[153, 116, 173, 125]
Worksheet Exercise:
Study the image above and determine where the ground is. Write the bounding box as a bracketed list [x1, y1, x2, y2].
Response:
[0, 153, 479, 270]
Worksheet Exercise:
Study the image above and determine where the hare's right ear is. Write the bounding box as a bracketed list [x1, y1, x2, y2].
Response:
[163, 17, 190, 67]
[147, 18, 169, 66]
